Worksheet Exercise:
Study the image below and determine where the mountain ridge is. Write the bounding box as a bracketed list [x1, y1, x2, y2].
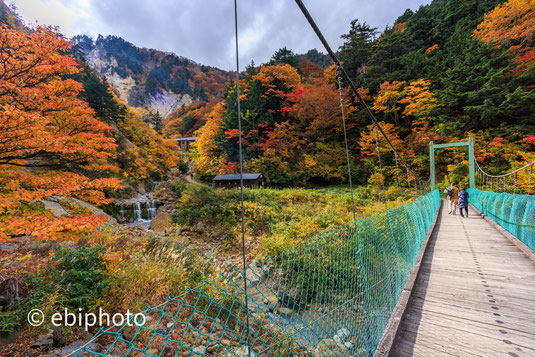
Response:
[72, 34, 234, 120]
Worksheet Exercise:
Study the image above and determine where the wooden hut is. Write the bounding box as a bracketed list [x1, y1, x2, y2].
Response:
[212, 173, 265, 189]
[175, 137, 198, 152]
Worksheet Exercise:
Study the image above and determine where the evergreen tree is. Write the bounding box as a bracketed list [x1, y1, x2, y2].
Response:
[338, 20, 377, 85]
[438, 38, 535, 131]
[269, 47, 299, 68]
[71, 64, 125, 123]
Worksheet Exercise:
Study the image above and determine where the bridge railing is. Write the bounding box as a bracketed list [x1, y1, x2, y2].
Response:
[76, 190, 440, 357]
[468, 189, 535, 251]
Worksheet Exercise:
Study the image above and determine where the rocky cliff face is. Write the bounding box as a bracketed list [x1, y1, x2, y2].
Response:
[73, 35, 232, 121]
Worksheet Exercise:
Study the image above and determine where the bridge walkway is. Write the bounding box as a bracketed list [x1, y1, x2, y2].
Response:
[392, 203, 535, 357]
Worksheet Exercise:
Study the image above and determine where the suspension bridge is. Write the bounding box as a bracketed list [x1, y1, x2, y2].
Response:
[72, 1, 535, 356]
[70, 144, 535, 357]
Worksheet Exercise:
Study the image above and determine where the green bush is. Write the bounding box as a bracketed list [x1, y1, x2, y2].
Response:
[173, 185, 240, 227]
[46, 245, 110, 310]
[171, 179, 186, 197]
[3, 245, 111, 332]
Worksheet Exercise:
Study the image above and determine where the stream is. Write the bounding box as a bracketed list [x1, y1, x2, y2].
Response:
[116, 183, 161, 228]
[118, 199, 157, 228]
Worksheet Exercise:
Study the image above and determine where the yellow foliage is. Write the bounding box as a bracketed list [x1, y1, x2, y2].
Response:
[253, 63, 302, 91]
[368, 172, 385, 188]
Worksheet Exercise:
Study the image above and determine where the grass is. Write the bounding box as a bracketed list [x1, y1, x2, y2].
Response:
[171, 181, 417, 258]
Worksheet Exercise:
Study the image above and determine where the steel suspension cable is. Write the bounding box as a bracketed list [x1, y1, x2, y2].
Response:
[374, 126, 388, 209]
[394, 152, 401, 189]
[336, 66, 357, 223]
[472, 151, 535, 194]
[529, 164, 533, 195]
[233, 0, 250, 347]
[474, 157, 535, 178]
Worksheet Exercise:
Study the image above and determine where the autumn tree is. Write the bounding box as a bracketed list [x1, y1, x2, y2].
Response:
[249, 121, 308, 185]
[298, 60, 324, 84]
[0, 25, 121, 241]
[290, 82, 351, 142]
[218, 64, 302, 162]
[339, 19, 378, 84]
[358, 122, 407, 158]
[372, 81, 406, 126]
[473, 0, 535, 76]
[358, 121, 416, 184]
[191, 102, 228, 179]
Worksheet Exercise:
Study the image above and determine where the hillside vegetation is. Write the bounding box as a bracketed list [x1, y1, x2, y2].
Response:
[0, 0, 533, 354]
[164, 0, 534, 188]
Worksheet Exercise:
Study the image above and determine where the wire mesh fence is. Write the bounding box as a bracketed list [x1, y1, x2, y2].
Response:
[468, 188, 535, 252]
[75, 190, 440, 357]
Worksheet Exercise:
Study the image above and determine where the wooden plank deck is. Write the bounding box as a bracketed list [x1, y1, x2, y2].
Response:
[392, 202, 535, 357]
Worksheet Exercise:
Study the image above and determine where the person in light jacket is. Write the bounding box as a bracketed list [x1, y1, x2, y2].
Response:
[458, 187, 469, 218]
[448, 182, 459, 215]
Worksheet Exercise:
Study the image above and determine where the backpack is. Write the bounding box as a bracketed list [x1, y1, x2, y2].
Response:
[443, 187, 453, 196]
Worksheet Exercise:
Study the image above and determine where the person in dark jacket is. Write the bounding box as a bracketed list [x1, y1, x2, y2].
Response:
[458, 187, 469, 217]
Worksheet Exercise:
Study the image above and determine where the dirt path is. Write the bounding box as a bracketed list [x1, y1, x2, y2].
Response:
[182, 173, 208, 187]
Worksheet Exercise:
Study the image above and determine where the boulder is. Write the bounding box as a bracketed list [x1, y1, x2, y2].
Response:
[42, 199, 69, 217]
[150, 206, 173, 232]
[32, 327, 65, 351]
[313, 338, 347, 357]
[192, 221, 206, 233]
[0, 242, 19, 253]
[31, 332, 54, 351]
[235, 346, 256, 357]
[59, 340, 103, 356]
[278, 307, 293, 316]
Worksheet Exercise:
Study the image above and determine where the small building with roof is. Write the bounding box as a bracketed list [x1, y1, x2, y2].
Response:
[212, 173, 265, 189]
[175, 137, 198, 152]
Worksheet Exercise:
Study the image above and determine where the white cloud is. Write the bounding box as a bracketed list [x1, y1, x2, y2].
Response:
[10, 0, 431, 70]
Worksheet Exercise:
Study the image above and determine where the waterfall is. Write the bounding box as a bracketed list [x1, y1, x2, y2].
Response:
[117, 195, 157, 227]
[146, 201, 157, 220]
[133, 202, 142, 221]
[119, 203, 125, 220]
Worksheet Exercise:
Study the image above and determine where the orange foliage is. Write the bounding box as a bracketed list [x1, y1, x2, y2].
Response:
[114, 102, 179, 180]
[191, 102, 227, 177]
[253, 64, 302, 92]
[289, 82, 352, 141]
[164, 101, 215, 138]
[425, 44, 439, 54]
[473, 0, 535, 75]
[399, 78, 440, 118]
[0, 25, 122, 241]
[393, 22, 407, 33]
[323, 64, 337, 85]
[249, 121, 308, 180]
[358, 121, 411, 158]
[299, 60, 324, 83]
[372, 81, 406, 126]
[357, 87, 372, 102]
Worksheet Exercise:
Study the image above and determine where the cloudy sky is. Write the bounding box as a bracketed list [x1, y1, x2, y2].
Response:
[11, 0, 431, 70]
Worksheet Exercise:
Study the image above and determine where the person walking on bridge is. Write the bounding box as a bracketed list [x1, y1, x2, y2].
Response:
[447, 182, 459, 215]
[458, 187, 469, 217]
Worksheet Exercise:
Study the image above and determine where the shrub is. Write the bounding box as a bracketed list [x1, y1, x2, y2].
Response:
[3, 245, 110, 332]
[171, 179, 186, 197]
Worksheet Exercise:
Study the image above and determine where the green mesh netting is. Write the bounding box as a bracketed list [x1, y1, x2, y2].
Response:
[468, 188, 535, 252]
[75, 190, 440, 357]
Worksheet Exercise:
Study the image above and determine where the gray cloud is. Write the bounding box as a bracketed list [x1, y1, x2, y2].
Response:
[12, 0, 431, 70]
